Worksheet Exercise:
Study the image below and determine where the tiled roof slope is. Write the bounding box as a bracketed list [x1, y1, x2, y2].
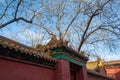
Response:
[87, 58, 114, 80]
[86, 61, 99, 70]
[104, 60, 120, 66]
[36, 35, 88, 61]
[87, 69, 114, 80]
[86, 58, 104, 70]
[0, 35, 56, 63]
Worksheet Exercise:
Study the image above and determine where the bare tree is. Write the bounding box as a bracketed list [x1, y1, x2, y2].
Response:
[0, 0, 45, 28]
[33, 0, 120, 59]
[1, 0, 120, 59]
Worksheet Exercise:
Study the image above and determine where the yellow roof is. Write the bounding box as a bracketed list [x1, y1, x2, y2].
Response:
[86, 61, 99, 69]
[86, 58, 104, 70]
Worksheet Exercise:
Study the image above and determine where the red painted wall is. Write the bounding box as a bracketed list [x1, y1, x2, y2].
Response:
[0, 59, 55, 80]
[0, 58, 112, 80]
[105, 67, 120, 80]
[76, 67, 88, 80]
[55, 59, 71, 80]
[87, 75, 107, 80]
[116, 72, 120, 80]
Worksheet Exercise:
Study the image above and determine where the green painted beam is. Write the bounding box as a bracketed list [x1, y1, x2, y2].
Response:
[52, 47, 64, 52]
[52, 53, 85, 66]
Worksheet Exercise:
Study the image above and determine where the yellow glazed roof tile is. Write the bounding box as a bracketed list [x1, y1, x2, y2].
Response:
[86, 61, 99, 69]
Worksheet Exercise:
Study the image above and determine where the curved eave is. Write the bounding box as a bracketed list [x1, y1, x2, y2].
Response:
[63, 45, 88, 61]
[0, 36, 57, 67]
[87, 69, 114, 80]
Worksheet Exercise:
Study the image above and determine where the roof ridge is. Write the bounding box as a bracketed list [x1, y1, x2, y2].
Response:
[0, 35, 56, 62]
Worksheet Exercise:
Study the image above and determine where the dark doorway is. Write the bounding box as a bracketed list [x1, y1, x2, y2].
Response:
[71, 70, 76, 80]
[70, 62, 81, 80]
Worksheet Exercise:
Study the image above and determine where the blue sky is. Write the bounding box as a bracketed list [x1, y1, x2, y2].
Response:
[0, 24, 120, 61]
[0, 0, 120, 61]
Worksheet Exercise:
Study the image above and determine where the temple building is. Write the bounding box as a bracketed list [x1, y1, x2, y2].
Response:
[104, 60, 120, 80]
[0, 35, 114, 80]
[86, 57, 120, 80]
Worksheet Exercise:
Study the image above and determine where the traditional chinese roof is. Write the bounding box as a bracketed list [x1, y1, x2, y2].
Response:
[86, 59, 114, 79]
[35, 35, 88, 67]
[87, 69, 114, 80]
[104, 60, 120, 66]
[0, 35, 56, 68]
[86, 61, 99, 70]
[86, 58, 104, 70]
[36, 35, 88, 61]
[86, 57, 107, 77]
[36, 35, 65, 50]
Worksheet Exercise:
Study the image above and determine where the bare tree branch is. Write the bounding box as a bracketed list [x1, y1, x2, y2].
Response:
[64, 3, 81, 37]
[77, 0, 111, 51]
[0, 17, 33, 29]
[14, 0, 22, 18]
[78, 9, 98, 51]
[0, 0, 14, 20]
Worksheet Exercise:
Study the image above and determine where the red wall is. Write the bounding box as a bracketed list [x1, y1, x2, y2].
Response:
[87, 75, 107, 80]
[105, 67, 120, 80]
[55, 59, 71, 80]
[116, 72, 120, 80]
[0, 58, 112, 80]
[0, 59, 55, 80]
[76, 67, 88, 80]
